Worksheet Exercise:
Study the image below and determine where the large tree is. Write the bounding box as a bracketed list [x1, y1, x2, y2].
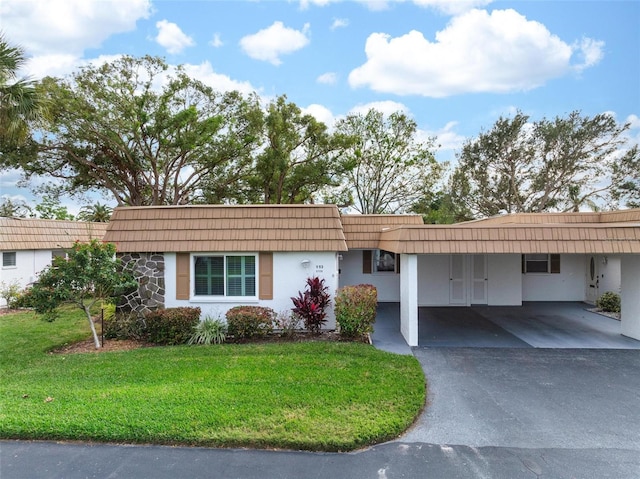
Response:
[8, 55, 263, 206]
[234, 95, 353, 204]
[334, 109, 442, 214]
[450, 111, 640, 217]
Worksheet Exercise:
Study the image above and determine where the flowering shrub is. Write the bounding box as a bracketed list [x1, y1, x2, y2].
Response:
[291, 277, 331, 334]
[335, 284, 378, 339]
[226, 306, 275, 340]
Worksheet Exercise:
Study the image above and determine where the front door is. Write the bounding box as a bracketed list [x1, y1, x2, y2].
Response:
[471, 254, 488, 304]
[450, 255, 466, 304]
[585, 256, 599, 304]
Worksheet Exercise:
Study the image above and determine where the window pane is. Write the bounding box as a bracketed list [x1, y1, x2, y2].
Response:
[194, 256, 224, 296]
[374, 250, 396, 272]
[226, 256, 256, 297]
[525, 254, 549, 273]
[2, 252, 16, 267]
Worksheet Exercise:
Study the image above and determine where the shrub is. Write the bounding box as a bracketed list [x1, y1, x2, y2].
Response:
[274, 310, 302, 337]
[144, 307, 201, 345]
[103, 311, 147, 341]
[226, 306, 274, 340]
[596, 291, 621, 313]
[291, 277, 331, 334]
[188, 316, 228, 345]
[335, 284, 378, 339]
[0, 280, 22, 309]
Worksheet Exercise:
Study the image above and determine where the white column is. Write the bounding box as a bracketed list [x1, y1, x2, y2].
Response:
[621, 255, 640, 340]
[400, 254, 418, 347]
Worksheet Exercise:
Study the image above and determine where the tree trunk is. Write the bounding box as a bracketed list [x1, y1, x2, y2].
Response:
[83, 305, 102, 349]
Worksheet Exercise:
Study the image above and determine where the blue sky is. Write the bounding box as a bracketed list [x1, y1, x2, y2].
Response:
[1, 0, 639, 213]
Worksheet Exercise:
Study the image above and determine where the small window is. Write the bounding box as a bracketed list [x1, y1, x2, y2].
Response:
[2, 252, 16, 268]
[52, 250, 67, 260]
[193, 255, 256, 297]
[522, 254, 560, 274]
[374, 250, 396, 273]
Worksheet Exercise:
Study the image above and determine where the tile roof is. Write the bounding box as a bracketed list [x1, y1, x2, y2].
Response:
[104, 205, 348, 252]
[460, 209, 640, 225]
[378, 223, 640, 254]
[341, 214, 424, 249]
[0, 217, 108, 251]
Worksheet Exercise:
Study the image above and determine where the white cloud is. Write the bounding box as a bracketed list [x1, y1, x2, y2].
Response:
[349, 8, 603, 97]
[240, 21, 310, 65]
[349, 100, 409, 116]
[181, 61, 257, 95]
[1, 0, 151, 57]
[210, 33, 224, 48]
[331, 18, 349, 30]
[1, 0, 151, 79]
[302, 104, 336, 127]
[424, 121, 466, 152]
[412, 0, 493, 15]
[317, 72, 338, 84]
[155, 20, 195, 54]
[626, 114, 640, 130]
[573, 37, 605, 72]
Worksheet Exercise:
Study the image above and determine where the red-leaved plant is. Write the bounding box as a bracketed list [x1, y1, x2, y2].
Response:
[291, 277, 331, 334]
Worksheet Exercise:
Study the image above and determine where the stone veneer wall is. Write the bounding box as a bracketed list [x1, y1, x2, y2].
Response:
[118, 253, 165, 316]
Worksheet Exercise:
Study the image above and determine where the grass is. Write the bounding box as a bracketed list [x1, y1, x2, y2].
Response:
[0, 308, 426, 451]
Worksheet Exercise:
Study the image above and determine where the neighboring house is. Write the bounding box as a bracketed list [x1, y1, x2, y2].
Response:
[104, 205, 640, 345]
[0, 217, 109, 307]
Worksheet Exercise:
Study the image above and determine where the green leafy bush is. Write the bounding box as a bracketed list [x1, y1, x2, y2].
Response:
[144, 307, 201, 345]
[596, 291, 621, 313]
[226, 306, 274, 340]
[188, 316, 228, 345]
[103, 311, 147, 341]
[335, 284, 378, 339]
[9, 286, 34, 309]
[291, 277, 331, 333]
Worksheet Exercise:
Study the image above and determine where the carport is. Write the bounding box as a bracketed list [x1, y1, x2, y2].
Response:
[377, 210, 640, 346]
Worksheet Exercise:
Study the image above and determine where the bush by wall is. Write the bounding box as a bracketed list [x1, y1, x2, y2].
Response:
[291, 277, 331, 334]
[226, 306, 275, 340]
[188, 316, 227, 345]
[596, 291, 621, 313]
[144, 307, 201, 345]
[103, 311, 147, 341]
[335, 284, 378, 339]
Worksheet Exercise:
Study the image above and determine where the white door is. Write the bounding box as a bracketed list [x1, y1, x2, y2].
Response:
[471, 254, 488, 304]
[450, 255, 466, 304]
[585, 255, 599, 304]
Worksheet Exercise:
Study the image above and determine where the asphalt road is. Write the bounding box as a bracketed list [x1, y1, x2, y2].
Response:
[2, 347, 639, 478]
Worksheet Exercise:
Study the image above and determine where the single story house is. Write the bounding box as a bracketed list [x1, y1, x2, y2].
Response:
[103, 205, 640, 345]
[0, 217, 108, 307]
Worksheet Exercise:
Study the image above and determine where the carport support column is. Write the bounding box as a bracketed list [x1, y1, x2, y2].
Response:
[621, 255, 640, 340]
[400, 253, 418, 347]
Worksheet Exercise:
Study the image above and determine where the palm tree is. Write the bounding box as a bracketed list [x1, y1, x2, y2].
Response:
[0, 33, 44, 145]
[77, 202, 113, 222]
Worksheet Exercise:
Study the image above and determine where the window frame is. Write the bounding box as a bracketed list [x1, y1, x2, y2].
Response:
[191, 253, 258, 300]
[2, 251, 17, 268]
[372, 249, 397, 274]
[522, 254, 560, 274]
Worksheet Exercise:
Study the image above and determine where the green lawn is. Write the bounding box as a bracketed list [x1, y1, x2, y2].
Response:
[0, 308, 426, 451]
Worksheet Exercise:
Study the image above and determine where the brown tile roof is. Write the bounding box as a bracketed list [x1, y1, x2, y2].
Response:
[460, 209, 640, 225]
[104, 205, 348, 252]
[0, 217, 108, 251]
[341, 214, 424, 249]
[378, 223, 640, 254]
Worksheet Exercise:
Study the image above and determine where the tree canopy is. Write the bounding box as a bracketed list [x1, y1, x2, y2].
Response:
[333, 109, 442, 214]
[450, 110, 640, 217]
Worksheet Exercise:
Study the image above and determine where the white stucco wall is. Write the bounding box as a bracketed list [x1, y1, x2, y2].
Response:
[400, 254, 418, 346]
[522, 254, 585, 301]
[1, 250, 53, 307]
[598, 255, 621, 295]
[164, 251, 339, 328]
[338, 250, 400, 302]
[487, 254, 522, 306]
[621, 255, 640, 340]
[417, 254, 450, 306]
